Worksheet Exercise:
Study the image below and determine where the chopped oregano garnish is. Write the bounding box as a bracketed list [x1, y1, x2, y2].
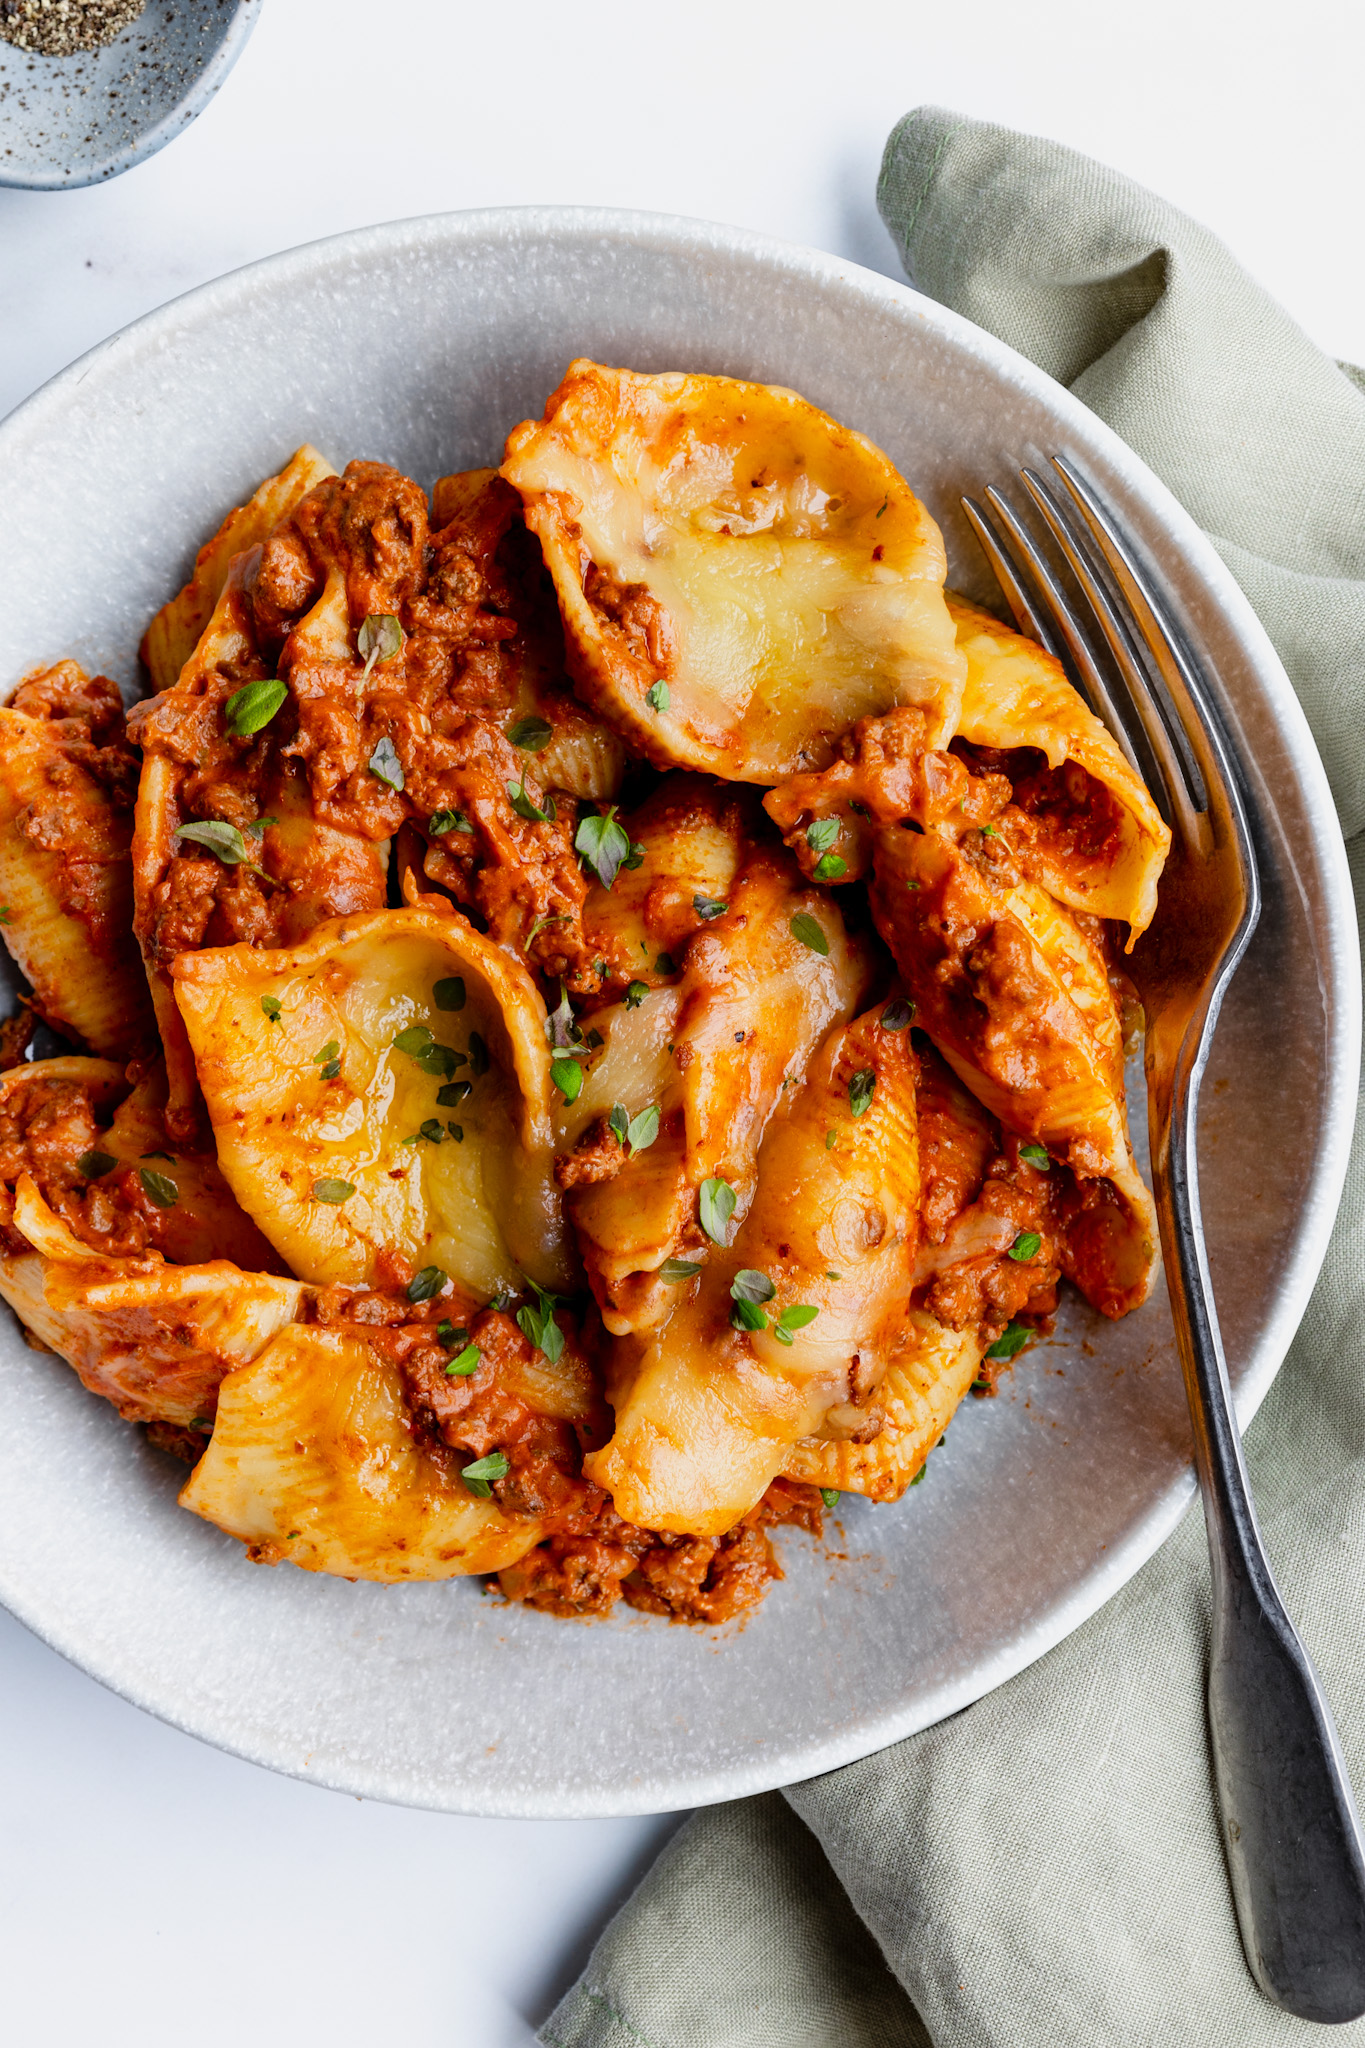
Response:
[507, 715, 553, 751]
[881, 999, 914, 1032]
[429, 808, 472, 836]
[773, 1303, 819, 1346]
[645, 680, 670, 712]
[985, 1321, 1031, 1362]
[358, 612, 404, 681]
[174, 819, 267, 876]
[507, 777, 555, 823]
[608, 1101, 660, 1153]
[654, 952, 676, 975]
[812, 853, 847, 883]
[790, 911, 829, 956]
[437, 1320, 465, 1347]
[368, 735, 405, 791]
[393, 1024, 432, 1055]
[433, 977, 466, 1012]
[693, 894, 727, 920]
[1019, 1143, 1051, 1171]
[437, 1081, 471, 1107]
[447, 1122, 464, 1141]
[407, 1266, 448, 1303]
[819, 1487, 840, 1510]
[622, 841, 646, 871]
[460, 1451, 509, 1497]
[660, 1259, 702, 1283]
[0, 907, 11, 923]
[575, 806, 632, 890]
[1008, 1232, 1042, 1263]
[417, 1119, 445, 1143]
[76, 1150, 116, 1179]
[699, 1176, 736, 1246]
[731, 1269, 775, 1305]
[517, 1279, 565, 1364]
[312, 1039, 342, 1080]
[848, 1068, 876, 1117]
[806, 819, 839, 855]
[825, 1129, 837, 1150]
[224, 676, 287, 738]
[875, 497, 888, 519]
[138, 1167, 178, 1208]
[624, 980, 649, 1009]
[312, 1178, 355, 1204]
[551, 1056, 584, 1103]
[260, 994, 282, 1024]
[445, 1342, 481, 1377]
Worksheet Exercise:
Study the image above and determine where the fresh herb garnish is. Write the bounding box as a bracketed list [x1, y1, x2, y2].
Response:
[312, 1178, 355, 1203]
[624, 980, 649, 1009]
[848, 1068, 876, 1117]
[622, 841, 646, 871]
[437, 1321, 465, 1348]
[790, 911, 829, 956]
[260, 994, 282, 1024]
[881, 999, 914, 1032]
[654, 952, 676, 976]
[437, 1081, 471, 1107]
[875, 498, 888, 519]
[527, 912, 571, 945]
[660, 1259, 702, 1283]
[507, 715, 553, 751]
[1008, 1232, 1042, 1263]
[517, 1279, 565, 1364]
[608, 1101, 660, 1153]
[358, 612, 404, 681]
[460, 1451, 509, 1497]
[407, 1266, 448, 1303]
[693, 894, 727, 921]
[699, 1176, 736, 1246]
[773, 1303, 819, 1346]
[0, 908, 11, 924]
[812, 853, 847, 883]
[825, 1129, 837, 1150]
[393, 1024, 464, 1080]
[507, 777, 555, 823]
[312, 1039, 342, 1080]
[1019, 1143, 1051, 1171]
[551, 1056, 584, 1103]
[173, 819, 267, 877]
[76, 1150, 116, 1179]
[575, 806, 632, 890]
[447, 1123, 464, 1141]
[429, 808, 472, 836]
[368, 735, 405, 791]
[138, 1167, 178, 1208]
[445, 1343, 482, 1377]
[417, 1119, 445, 1143]
[224, 676, 287, 738]
[985, 1321, 1031, 1362]
[433, 977, 466, 1012]
[645, 680, 670, 712]
[729, 1268, 774, 1332]
[806, 819, 839, 855]
[819, 1487, 840, 1510]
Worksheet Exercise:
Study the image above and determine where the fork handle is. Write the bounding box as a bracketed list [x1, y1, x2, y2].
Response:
[1165, 1111, 1365, 2023]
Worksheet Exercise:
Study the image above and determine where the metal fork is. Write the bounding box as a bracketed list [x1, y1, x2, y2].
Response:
[963, 459, 1365, 2025]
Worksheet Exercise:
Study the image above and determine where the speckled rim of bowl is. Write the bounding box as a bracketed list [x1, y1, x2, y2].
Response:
[0, 208, 1356, 1818]
[0, 0, 260, 191]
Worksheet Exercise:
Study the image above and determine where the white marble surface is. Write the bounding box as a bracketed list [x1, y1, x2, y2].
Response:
[0, 2, 1360, 2042]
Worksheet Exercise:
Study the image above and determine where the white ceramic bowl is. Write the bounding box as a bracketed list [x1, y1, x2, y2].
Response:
[0, 210, 1355, 1817]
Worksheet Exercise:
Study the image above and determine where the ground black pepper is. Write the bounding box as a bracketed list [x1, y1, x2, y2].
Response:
[0, 0, 147, 56]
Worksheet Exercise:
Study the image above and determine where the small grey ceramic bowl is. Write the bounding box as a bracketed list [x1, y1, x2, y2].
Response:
[0, 210, 1356, 1817]
[0, 0, 259, 190]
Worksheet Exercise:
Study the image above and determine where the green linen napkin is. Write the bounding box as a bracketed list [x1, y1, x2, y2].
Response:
[541, 109, 1365, 2048]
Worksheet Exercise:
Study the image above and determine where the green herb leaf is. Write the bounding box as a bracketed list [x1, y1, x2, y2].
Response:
[312, 1178, 355, 1203]
[790, 911, 829, 956]
[140, 1151, 173, 1161]
[433, 977, 466, 1012]
[460, 1451, 509, 1497]
[224, 676, 287, 738]
[551, 1056, 583, 1102]
[174, 820, 259, 868]
[875, 497, 888, 519]
[418, 1119, 445, 1144]
[527, 912, 571, 946]
[985, 1320, 1031, 1362]
[468, 1032, 489, 1077]
[0, 907, 11, 923]
[806, 819, 839, 854]
[1008, 1231, 1042, 1263]
[437, 1320, 465, 1348]
[138, 1167, 178, 1208]
[608, 1102, 629, 1145]
[980, 823, 997, 838]
[575, 807, 632, 890]
[693, 894, 727, 920]
[825, 1129, 837, 1150]
[407, 1265, 448, 1303]
[393, 1025, 433, 1055]
[645, 680, 670, 712]
[312, 1040, 339, 1064]
[730, 1269, 775, 1305]
[319, 1060, 340, 1079]
[848, 1068, 876, 1117]
[415, 1043, 462, 1078]
[76, 1150, 116, 1179]
[624, 980, 649, 1009]
[586, 1029, 604, 1049]
[437, 1081, 471, 1107]
[699, 1176, 736, 1246]
[626, 1103, 660, 1153]
[507, 715, 553, 751]
[881, 999, 914, 1032]
[1019, 1143, 1051, 1171]
[358, 612, 404, 680]
[243, 816, 278, 836]
[773, 1302, 820, 1345]
[260, 994, 282, 1024]
[622, 841, 646, 872]
[507, 778, 555, 823]
[909, 1464, 927, 1486]
[654, 952, 676, 975]
[368, 735, 405, 791]
[516, 1280, 565, 1364]
[819, 1487, 840, 1510]
[429, 808, 472, 836]
[812, 853, 847, 883]
[447, 1123, 464, 1141]
[660, 1259, 702, 1283]
[445, 1342, 481, 1377]
[545, 985, 580, 1052]
[730, 1297, 767, 1333]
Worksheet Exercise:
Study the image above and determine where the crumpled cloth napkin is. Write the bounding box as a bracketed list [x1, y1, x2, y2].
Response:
[541, 108, 1365, 2048]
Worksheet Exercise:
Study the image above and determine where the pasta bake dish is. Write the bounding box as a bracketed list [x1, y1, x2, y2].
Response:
[0, 363, 1169, 1624]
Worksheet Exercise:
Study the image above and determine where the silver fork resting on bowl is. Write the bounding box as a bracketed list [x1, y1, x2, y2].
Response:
[964, 459, 1365, 2025]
